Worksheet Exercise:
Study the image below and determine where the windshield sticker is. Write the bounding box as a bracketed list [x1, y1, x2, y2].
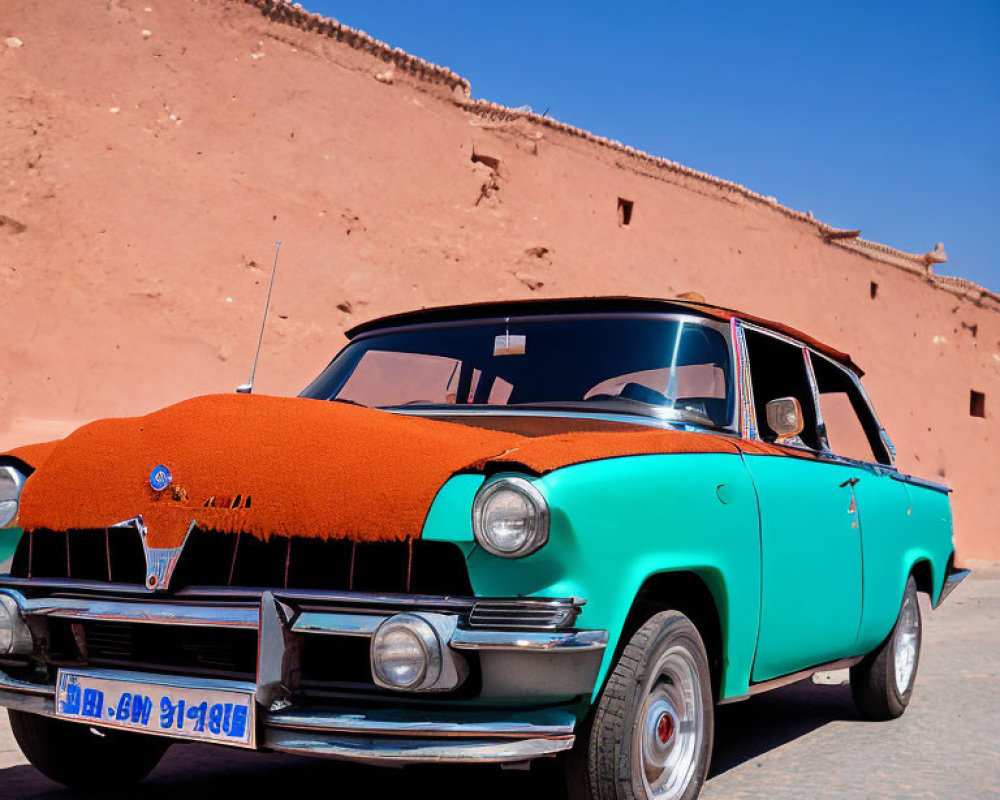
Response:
[494, 334, 526, 356]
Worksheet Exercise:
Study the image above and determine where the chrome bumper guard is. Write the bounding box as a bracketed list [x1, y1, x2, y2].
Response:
[0, 587, 605, 765]
[934, 566, 971, 608]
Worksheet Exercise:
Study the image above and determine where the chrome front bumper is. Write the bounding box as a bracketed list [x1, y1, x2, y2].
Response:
[0, 586, 605, 765]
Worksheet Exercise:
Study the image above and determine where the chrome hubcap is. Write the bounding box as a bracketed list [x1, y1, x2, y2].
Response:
[636, 647, 703, 799]
[893, 591, 920, 695]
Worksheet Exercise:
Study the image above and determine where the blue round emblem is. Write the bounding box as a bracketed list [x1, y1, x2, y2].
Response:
[149, 465, 172, 492]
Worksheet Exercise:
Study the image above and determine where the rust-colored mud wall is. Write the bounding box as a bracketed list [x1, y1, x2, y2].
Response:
[1, 0, 996, 557]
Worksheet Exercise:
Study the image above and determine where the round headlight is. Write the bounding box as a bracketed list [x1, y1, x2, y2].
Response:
[472, 477, 549, 558]
[371, 614, 442, 690]
[0, 466, 25, 529]
[0, 594, 34, 656]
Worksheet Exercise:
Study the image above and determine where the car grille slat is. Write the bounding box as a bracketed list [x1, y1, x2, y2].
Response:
[11, 526, 474, 597]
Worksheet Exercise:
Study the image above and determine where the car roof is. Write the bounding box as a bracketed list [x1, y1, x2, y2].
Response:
[345, 296, 861, 375]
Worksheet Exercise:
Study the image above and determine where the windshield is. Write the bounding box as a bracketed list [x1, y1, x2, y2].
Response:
[301, 315, 735, 430]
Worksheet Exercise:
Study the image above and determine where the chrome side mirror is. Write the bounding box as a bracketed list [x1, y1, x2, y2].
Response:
[766, 397, 804, 438]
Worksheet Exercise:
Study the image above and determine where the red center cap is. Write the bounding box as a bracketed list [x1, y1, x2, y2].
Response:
[657, 713, 674, 744]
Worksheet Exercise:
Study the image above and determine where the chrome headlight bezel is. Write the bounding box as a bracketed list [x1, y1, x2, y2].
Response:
[370, 613, 443, 691]
[472, 476, 550, 559]
[0, 594, 34, 656]
[0, 465, 26, 529]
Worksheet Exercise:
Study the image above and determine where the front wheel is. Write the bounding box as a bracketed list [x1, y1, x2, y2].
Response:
[8, 709, 170, 789]
[850, 575, 922, 720]
[566, 610, 714, 800]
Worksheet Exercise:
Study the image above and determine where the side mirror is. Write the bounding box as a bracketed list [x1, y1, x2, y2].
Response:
[766, 397, 804, 438]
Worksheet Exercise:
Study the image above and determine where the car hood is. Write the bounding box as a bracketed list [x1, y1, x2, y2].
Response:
[3, 394, 746, 548]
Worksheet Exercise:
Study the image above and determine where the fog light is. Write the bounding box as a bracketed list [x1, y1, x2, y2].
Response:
[371, 614, 442, 691]
[0, 595, 33, 656]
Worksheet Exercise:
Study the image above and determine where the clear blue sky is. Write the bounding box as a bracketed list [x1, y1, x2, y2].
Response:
[307, 1, 999, 292]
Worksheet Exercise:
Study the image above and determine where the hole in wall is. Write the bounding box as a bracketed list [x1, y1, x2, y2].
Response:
[471, 152, 501, 172]
[617, 197, 634, 227]
[970, 390, 986, 418]
[870, 281, 878, 299]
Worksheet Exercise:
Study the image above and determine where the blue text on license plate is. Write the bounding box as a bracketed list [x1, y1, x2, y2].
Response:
[56, 670, 256, 747]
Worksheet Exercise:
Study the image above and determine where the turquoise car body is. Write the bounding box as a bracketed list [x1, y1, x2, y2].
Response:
[423, 451, 954, 705]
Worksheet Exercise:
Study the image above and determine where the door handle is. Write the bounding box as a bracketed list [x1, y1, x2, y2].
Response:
[839, 477, 859, 488]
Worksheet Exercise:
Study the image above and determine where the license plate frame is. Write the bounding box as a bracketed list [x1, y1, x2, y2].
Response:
[55, 669, 257, 748]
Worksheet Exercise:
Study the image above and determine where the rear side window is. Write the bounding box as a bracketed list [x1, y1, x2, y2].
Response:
[744, 329, 819, 449]
[810, 354, 891, 465]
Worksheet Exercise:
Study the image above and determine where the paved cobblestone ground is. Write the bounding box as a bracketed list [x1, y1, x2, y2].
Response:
[1, 569, 997, 800]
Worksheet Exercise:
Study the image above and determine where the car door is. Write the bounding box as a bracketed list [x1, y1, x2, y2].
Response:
[807, 351, 913, 650]
[738, 326, 864, 682]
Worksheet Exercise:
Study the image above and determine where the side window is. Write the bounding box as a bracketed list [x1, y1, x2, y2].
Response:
[743, 329, 819, 448]
[810, 354, 891, 465]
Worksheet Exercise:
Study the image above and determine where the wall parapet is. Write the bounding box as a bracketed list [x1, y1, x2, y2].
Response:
[243, 0, 996, 311]
[243, 0, 471, 94]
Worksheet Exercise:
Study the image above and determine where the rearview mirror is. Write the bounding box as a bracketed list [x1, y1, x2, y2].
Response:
[766, 397, 804, 438]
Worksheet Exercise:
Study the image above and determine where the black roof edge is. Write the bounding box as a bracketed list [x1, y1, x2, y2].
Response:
[344, 296, 720, 339]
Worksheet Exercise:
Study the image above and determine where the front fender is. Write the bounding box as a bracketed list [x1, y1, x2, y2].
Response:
[437, 454, 762, 701]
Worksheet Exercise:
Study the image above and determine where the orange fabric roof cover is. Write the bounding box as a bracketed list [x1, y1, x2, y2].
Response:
[6, 394, 739, 549]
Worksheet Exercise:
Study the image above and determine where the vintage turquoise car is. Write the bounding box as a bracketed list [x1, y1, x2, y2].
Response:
[0, 297, 968, 799]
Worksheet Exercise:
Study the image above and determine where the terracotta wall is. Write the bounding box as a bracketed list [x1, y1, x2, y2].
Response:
[0, 0, 996, 558]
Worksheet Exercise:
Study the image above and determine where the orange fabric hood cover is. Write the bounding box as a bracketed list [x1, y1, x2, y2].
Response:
[6, 394, 740, 548]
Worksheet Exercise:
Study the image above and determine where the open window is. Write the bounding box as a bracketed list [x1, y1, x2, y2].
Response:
[743, 328, 820, 449]
[809, 354, 892, 465]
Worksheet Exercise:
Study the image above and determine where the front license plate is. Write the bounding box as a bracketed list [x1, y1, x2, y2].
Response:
[55, 670, 256, 748]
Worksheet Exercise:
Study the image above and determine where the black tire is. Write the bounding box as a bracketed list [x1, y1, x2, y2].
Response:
[565, 610, 714, 800]
[850, 575, 922, 720]
[8, 709, 170, 789]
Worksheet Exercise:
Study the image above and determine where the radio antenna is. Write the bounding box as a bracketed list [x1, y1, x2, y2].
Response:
[237, 241, 282, 394]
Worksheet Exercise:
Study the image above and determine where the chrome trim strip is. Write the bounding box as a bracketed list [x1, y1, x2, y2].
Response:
[0, 686, 56, 717]
[264, 708, 576, 738]
[0, 579, 480, 608]
[1, 588, 606, 650]
[451, 628, 608, 652]
[5, 593, 259, 629]
[719, 656, 865, 704]
[732, 318, 758, 439]
[270, 588, 476, 611]
[0, 671, 55, 697]
[890, 472, 952, 495]
[291, 611, 387, 637]
[935, 567, 970, 608]
[0, 577, 149, 594]
[265, 728, 574, 765]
